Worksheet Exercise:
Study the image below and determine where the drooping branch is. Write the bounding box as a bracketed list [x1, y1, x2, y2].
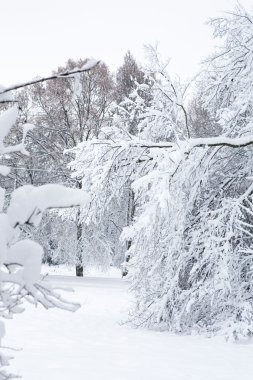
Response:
[91, 134, 253, 151]
[158, 135, 253, 150]
[188, 136, 253, 149]
[0, 59, 100, 103]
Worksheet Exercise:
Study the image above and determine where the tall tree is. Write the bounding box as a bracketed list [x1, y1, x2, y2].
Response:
[115, 51, 145, 103]
[2, 59, 115, 276]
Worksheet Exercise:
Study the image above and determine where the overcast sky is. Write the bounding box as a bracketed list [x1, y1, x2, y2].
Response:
[1, 0, 253, 86]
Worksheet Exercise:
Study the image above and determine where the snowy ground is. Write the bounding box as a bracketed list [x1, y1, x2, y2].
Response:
[4, 266, 253, 380]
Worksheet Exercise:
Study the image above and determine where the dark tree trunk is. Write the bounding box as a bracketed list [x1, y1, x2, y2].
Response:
[126, 188, 135, 248]
[76, 181, 84, 277]
[122, 187, 135, 277]
[76, 264, 83, 277]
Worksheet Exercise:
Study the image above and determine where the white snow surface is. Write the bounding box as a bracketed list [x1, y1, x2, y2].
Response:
[4, 267, 253, 380]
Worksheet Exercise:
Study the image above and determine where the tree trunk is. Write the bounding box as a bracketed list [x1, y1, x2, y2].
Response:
[76, 181, 84, 277]
[76, 263, 83, 277]
[122, 187, 135, 277]
[127, 188, 135, 247]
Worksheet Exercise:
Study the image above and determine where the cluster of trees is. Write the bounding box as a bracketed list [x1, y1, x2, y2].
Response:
[70, 5, 253, 340]
[2, 12, 253, 380]
[0, 53, 147, 375]
[1, 51, 147, 276]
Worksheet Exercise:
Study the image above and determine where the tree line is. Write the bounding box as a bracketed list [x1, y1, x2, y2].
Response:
[1, 4, 253, 357]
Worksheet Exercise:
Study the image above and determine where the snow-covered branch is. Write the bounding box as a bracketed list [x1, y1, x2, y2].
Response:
[87, 134, 253, 153]
[0, 59, 100, 103]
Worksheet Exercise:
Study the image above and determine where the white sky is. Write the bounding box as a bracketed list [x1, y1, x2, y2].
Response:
[1, 0, 253, 86]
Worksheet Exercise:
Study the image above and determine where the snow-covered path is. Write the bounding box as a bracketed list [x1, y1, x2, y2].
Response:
[4, 272, 253, 380]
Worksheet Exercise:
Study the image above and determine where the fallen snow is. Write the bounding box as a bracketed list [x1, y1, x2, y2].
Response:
[4, 269, 253, 380]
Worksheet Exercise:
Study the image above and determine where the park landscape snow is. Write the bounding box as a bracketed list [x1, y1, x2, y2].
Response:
[3, 3, 253, 379]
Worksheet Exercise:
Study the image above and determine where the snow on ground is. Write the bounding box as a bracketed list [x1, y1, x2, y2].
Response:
[4, 267, 253, 380]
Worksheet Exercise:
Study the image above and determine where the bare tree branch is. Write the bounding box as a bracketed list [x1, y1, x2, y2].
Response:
[92, 134, 253, 150]
[0, 60, 100, 103]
